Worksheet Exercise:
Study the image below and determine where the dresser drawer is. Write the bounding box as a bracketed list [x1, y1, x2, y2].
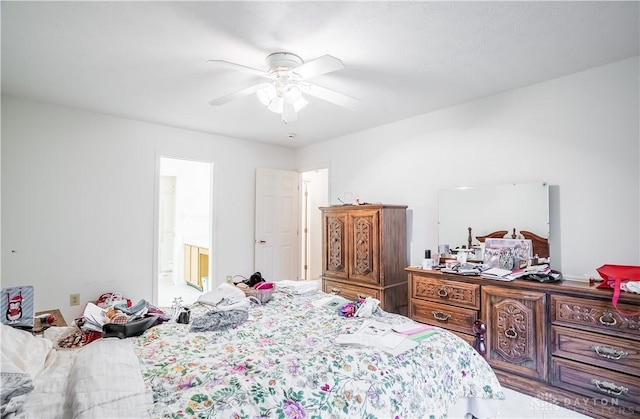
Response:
[323, 279, 380, 301]
[551, 358, 640, 412]
[552, 326, 640, 377]
[551, 295, 640, 340]
[410, 299, 478, 335]
[411, 274, 480, 309]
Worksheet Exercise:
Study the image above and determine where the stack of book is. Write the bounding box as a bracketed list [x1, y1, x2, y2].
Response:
[392, 322, 437, 342]
[480, 264, 551, 281]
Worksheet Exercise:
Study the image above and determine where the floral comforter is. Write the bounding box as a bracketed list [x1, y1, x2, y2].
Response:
[134, 293, 503, 418]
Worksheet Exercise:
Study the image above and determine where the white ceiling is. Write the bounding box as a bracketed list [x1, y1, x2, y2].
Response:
[2, 1, 638, 148]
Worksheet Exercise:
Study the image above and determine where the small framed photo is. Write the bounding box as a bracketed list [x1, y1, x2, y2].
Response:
[484, 239, 532, 270]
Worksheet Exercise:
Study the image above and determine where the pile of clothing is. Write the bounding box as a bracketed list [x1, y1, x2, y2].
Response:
[191, 283, 255, 332]
[58, 292, 167, 348]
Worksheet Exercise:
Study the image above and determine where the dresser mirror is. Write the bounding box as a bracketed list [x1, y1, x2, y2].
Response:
[438, 182, 549, 252]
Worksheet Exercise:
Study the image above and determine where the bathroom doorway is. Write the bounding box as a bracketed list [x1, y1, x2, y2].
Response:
[157, 157, 213, 307]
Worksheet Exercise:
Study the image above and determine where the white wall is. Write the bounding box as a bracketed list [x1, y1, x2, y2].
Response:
[296, 57, 640, 280]
[1, 96, 295, 321]
[2, 58, 638, 322]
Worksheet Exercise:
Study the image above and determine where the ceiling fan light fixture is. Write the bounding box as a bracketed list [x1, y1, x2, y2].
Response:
[266, 96, 285, 113]
[283, 84, 302, 102]
[258, 81, 308, 116]
[292, 95, 308, 112]
[256, 83, 277, 106]
[284, 85, 308, 112]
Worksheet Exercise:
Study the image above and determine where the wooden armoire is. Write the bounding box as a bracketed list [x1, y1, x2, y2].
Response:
[320, 204, 408, 315]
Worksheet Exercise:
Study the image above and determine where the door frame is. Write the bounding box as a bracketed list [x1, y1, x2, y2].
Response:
[152, 154, 216, 305]
[299, 168, 329, 280]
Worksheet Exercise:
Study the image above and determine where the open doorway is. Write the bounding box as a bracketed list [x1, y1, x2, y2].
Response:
[300, 168, 329, 280]
[157, 157, 213, 307]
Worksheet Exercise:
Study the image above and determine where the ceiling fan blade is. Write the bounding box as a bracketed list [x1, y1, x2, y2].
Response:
[208, 84, 261, 106]
[292, 55, 345, 80]
[302, 83, 362, 111]
[207, 60, 271, 79]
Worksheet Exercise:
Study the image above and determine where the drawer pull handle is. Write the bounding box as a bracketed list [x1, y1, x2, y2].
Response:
[590, 379, 628, 396]
[432, 311, 451, 322]
[331, 288, 340, 295]
[598, 311, 617, 326]
[591, 345, 628, 360]
[357, 293, 369, 300]
[504, 326, 518, 339]
[437, 286, 448, 298]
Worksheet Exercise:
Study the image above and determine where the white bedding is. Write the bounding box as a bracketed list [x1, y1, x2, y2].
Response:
[4, 332, 152, 419]
[2, 291, 503, 418]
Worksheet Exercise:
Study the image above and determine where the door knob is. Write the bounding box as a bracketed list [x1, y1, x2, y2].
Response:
[257, 240, 266, 244]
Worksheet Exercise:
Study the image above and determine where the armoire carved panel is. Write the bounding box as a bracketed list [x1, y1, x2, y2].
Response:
[353, 217, 373, 276]
[326, 216, 345, 273]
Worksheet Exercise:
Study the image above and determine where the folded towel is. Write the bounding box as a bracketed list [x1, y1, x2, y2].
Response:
[276, 280, 319, 295]
[197, 283, 246, 306]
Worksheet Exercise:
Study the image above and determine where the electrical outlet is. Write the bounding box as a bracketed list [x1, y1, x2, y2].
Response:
[226, 275, 232, 283]
[70, 293, 80, 306]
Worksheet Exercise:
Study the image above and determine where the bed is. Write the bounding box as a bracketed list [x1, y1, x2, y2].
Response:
[2, 288, 504, 418]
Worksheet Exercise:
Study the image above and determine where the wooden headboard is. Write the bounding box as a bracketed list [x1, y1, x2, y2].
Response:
[470, 227, 549, 259]
[519, 230, 549, 258]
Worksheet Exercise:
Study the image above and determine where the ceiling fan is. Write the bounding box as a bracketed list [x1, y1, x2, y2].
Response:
[207, 52, 361, 124]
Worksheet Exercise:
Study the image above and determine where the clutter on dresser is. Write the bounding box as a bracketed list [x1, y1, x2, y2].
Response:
[32, 309, 67, 334]
[596, 264, 640, 316]
[483, 238, 533, 270]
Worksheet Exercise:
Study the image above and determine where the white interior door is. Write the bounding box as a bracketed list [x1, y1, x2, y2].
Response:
[255, 168, 300, 281]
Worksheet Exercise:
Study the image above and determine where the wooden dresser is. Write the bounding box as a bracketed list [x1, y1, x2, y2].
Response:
[406, 267, 640, 419]
[320, 204, 408, 315]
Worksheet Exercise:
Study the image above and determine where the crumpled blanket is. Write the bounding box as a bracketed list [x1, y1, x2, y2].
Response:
[189, 309, 248, 332]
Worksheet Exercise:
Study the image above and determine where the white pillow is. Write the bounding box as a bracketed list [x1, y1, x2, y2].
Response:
[0, 323, 53, 379]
